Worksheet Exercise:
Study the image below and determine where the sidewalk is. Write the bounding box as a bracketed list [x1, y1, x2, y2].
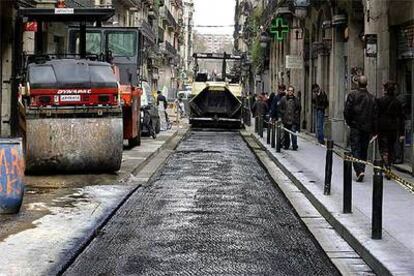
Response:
[0, 125, 188, 276]
[248, 124, 414, 275]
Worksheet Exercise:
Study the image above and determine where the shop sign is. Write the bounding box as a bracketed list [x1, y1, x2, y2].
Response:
[24, 22, 37, 32]
[270, 17, 290, 41]
[54, 8, 74, 14]
[286, 55, 303, 69]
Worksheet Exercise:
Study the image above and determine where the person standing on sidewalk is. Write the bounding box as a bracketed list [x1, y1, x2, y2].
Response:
[269, 84, 286, 121]
[279, 86, 301, 150]
[251, 93, 269, 121]
[312, 84, 329, 144]
[376, 81, 405, 176]
[344, 76, 377, 182]
[157, 91, 169, 131]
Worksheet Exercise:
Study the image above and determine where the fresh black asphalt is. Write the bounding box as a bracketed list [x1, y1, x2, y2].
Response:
[64, 131, 340, 276]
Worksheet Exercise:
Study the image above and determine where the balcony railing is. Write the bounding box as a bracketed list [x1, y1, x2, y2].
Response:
[138, 19, 157, 44]
[148, 2, 159, 19]
[160, 6, 178, 30]
[118, 0, 141, 7]
[160, 41, 177, 57]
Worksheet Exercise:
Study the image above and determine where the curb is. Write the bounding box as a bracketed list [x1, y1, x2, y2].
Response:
[55, 127, 189, 275]
[247, 131, 393, 276]
[240, 131, 374, 275]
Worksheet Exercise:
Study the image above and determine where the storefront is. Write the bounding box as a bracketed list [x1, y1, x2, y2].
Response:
[395, 24, 414, 164]
[389, 0, 414, 169]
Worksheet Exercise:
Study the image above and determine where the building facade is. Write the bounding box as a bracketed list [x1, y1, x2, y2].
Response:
[197, 34, 234, 54]
[0, 0, 38, 137]
[239, 0, 414, 167]
[181, 0, 194, 75]
[157, 0, 183, 99]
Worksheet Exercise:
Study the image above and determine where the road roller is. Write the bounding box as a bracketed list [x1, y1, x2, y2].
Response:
[15, 5, 129, 173]
[189, 53, 244, 128]
[19, 59, 123, 173]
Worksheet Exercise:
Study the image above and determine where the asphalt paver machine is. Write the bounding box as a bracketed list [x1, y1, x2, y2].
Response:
[15, 6, 135, 173]
[190, 53, 244, 128]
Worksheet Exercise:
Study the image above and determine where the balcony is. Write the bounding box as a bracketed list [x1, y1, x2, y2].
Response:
[118, 0, 141, 7]
[160, 41, 177, 57]
[160, 6, 177, 30]
[158, 27, 165, 42]
[138, 19, 157, 44]
[148, 2, 159, 19]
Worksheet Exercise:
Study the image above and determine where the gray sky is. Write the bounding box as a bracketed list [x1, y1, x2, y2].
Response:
[193, 0, 236, 35]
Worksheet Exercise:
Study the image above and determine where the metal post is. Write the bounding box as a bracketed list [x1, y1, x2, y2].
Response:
[259, 116, 264, 138]
[372, 159, 384, 239]
[271, 123, 276, 148]
[266, 121, 271, 144]
[276, 122, 281, 153]
[411, 72, 414, 176]
[79, 22, 87, 58]
[343, 152, 352, 213]
[324, 140, 334, 195]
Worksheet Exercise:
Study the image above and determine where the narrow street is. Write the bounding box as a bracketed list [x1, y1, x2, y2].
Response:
[63, 131, 339, 275]
[1, 0, 413, 275]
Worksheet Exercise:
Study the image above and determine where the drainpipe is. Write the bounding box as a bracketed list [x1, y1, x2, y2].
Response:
[411, 60, 414, 176]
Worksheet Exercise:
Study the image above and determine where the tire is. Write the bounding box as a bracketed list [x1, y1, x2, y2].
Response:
[155, 117, 161, 134]
[151, 120, 157, 139]
[129, 117, 142, 147]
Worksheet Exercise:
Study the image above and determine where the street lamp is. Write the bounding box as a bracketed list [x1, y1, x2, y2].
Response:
[293, 0, 310, 19]
[260, 31, 270, 49]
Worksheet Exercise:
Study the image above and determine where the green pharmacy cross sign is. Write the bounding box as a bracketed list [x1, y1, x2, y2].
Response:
[270, 17, 290, 41]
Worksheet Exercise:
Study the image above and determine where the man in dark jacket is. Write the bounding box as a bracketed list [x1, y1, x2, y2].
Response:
[344, 75, 377, 182]
[279, 85, 301, 150]
[269, 84, 286, 120]
[377, 81, 405, 174]
[312, 84, 329, 144]
[157, 90, 168, 109]
[251, 93, 268, 119]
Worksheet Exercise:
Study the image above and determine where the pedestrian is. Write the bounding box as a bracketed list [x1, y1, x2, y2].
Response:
[279, 85, 301, 150]
[251, 93, 269, 122]
[267, 91, 275, 113]
[157, 90, 169, 130]
[269, 84, 286, 121]
[344, 75, 377, 182]
[376, 81, 405, 177]
[312, 84, 329, 144]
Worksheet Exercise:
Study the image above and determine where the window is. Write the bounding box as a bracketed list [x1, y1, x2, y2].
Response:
[86, 32, 102, 55]
[28, 65, 57, 89]
[90, 65, 118, 88]
[107, 31, 137, 57]
[68, 31, 102, 55]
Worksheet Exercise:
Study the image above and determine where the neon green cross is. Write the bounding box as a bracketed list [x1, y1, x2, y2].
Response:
[270, 17, 289, 41]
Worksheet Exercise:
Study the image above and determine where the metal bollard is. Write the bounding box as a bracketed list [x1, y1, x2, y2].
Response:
[259, 117, 264, 138]
[276, 122, 282, 153]
[372, 159, 384, 239]
[324, 140, 334, 195]
[266, 122, 271, 144]
[255, 116, 259, 133]
[343, 152, 353, 213]
[271, 123, 276, 148]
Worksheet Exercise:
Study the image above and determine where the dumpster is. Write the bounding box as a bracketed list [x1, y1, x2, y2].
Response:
[0, 138, 25, 214]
